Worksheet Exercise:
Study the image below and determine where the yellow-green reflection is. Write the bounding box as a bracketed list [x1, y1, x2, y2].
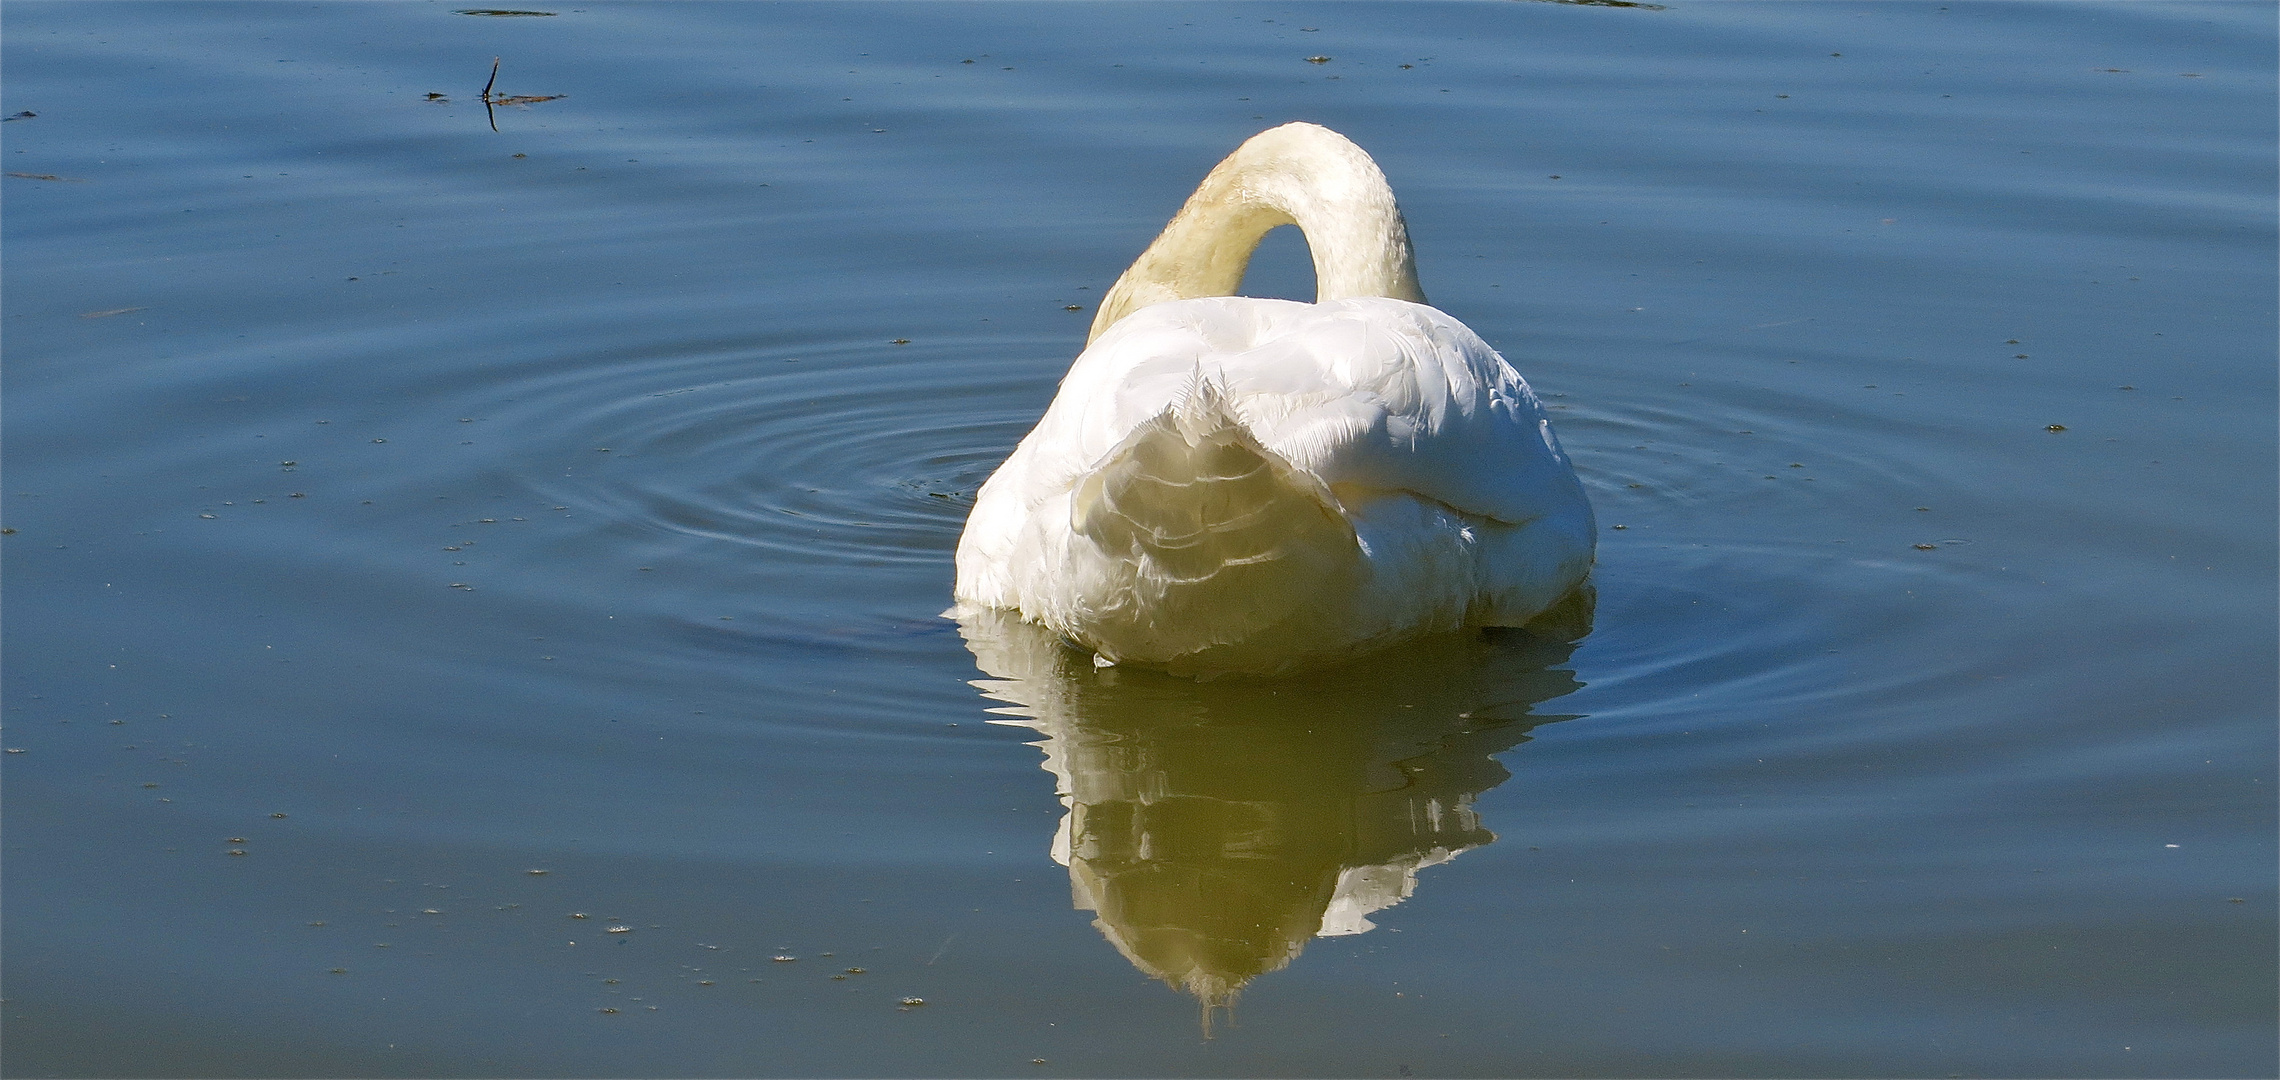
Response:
[954, 598, 1589, 1026]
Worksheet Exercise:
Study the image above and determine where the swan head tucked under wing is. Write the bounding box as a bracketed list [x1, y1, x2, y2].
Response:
[1086, 122, 1426, 341]
[953, 123, 1594, 676]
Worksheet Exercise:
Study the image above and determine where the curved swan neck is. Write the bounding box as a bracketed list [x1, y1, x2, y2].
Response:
[1089, 123, 1427, 342]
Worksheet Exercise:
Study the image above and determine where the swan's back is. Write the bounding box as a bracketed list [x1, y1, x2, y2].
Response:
[954, 296, 1593, 675]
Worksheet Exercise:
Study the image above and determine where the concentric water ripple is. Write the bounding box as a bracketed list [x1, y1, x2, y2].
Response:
[471, 337, 1066, 569]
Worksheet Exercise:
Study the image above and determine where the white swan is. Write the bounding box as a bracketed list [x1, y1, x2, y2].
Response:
[952, 123, 1593, 675]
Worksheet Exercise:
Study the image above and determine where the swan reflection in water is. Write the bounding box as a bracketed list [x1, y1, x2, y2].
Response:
[952, 597, 1590, 1029]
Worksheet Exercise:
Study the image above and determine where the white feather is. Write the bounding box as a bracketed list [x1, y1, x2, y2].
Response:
[953, 125, 1594, 675]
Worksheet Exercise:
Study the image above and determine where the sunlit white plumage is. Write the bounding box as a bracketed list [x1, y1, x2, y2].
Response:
[953, 123, 1593, 675]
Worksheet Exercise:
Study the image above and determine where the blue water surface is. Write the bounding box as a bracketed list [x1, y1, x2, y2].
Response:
[4, 3, 2273, 1077]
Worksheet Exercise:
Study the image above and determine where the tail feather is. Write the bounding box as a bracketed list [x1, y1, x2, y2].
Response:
[1065, 381, 1360, 665]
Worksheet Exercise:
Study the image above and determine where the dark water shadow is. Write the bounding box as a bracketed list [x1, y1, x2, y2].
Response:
[953, 605, 1590, 1032]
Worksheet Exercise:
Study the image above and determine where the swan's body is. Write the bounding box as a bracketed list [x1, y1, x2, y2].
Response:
[953, 124, 1593, 675]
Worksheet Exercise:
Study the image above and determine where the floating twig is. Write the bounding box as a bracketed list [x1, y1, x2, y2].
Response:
[479, 57, 563, 132]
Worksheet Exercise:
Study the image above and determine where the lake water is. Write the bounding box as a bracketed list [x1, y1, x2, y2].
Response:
[4, 2, 2273, 1076]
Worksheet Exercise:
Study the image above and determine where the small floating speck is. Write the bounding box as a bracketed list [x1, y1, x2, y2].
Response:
[2045, 424, 2067, 432]
[606, 925, 632, 934]
[1913, 543, 1937, 551]
[569, 912, 589, 919]
[773, 955, 797, 962]
[890, 339, 911, 345]
[599, 1007, 619, 1014]
[900, 997, 926, 1007]
[1305, 55, 1331, 64]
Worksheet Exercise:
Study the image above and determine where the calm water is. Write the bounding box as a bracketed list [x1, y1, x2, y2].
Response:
[4, 3, 2273, 1077]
